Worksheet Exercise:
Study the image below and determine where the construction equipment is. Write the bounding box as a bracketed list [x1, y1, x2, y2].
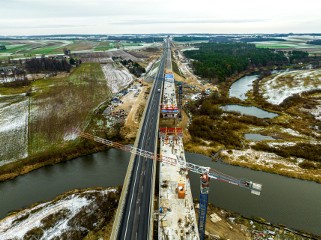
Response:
[79, 131, 262, 239]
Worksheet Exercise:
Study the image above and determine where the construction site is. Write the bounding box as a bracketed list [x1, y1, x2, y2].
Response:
[158, 127, 199, 239]
[1, 37, 318, 240]
[157, 45, 261, 239]
[79, 39, 262, 240]
[158, 52, 199, 239]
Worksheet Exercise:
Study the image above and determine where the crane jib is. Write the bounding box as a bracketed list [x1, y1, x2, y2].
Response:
[78, 131, 262, 195]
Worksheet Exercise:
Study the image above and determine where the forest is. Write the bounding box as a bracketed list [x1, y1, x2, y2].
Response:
[184, 43, 288, 82]
[173, 36, 210, 42]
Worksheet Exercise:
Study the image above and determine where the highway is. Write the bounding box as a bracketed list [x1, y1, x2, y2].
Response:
[117, 39, 169, 239]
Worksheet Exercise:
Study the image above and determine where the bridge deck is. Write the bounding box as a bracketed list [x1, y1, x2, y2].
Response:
[158, 134, 199, 239]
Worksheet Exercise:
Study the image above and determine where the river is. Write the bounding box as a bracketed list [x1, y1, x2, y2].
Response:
[229, 75, 259, 100]
[221, 104, 279, 119]
[0, 150, 320, 236]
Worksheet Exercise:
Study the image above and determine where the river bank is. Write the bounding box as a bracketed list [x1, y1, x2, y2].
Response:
[0, 138, 113, 182]
[0, 187, 121, 239]
[0, 149, 320, 237]
[201, 203, 320, 240]
[0, 184, 317, 239]
[184, 141, 321, 184]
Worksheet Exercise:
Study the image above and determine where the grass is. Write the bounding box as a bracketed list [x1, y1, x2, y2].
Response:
[94, 41, 113, 51]
[0, 85, 30, 95]
[121, 42, 142, 47]
[0, 44, 31, 54]
[28, 63, 110, 154]
[254, 38, 321, 51]
[29, 46, 63, 55]
[256, 44, 294, 49]
[171, 59, 183, 77]
[68, 62, 105, 83]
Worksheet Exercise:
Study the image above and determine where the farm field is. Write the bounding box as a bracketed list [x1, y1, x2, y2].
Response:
[29, 63, 111, 154]
[253, 35, 321, 53]
[0, 63, 111, 165]
[0, 40, 157, 60]
[0, 40, 71, 59]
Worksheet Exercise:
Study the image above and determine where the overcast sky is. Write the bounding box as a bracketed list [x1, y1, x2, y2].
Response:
[1, 0, 321, 35]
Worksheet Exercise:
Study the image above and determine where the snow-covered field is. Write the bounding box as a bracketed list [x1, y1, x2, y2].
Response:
[0, 77, 17, 84]
[221, 145, 321, 181]
[0, 95, 28, 165]
[222, 148, 299, 168]
[102, 63, 134, 93]
[0, 188, 117, 240]
[260, 69, 321, 105]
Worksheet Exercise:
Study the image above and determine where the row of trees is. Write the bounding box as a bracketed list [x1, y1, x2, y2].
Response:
[184, 43, 288, 82]
[120, 59, 146, 77]
[107, 36, 163, 43]
[239, 37, 286, 43]
[25, 57, 72, 73]
[0, 68, 29, 87]
[253, 142, 321, 163]
[307, 39, 321, 45]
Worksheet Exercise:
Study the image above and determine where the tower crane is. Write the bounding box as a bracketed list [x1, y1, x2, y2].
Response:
[79, 131, 262, 240]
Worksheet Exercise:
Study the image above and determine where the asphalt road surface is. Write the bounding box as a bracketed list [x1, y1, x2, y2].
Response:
[118, 39, 169, 240]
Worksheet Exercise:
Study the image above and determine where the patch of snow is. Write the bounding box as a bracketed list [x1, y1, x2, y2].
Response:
[0, 196, 90, 239]
[0, 77, 17, 83]
[267, 142, 296, 147]
[191, 93, 201, 100]
[0, 189, 117, 240]
[223, 149, 299, 168]
[63, 132, 78, 141]
[102, 63, 134, 94]
[309, 105, 321, 120]
[181, 47, 199, 52]
[261, 70, 321, 105]
[0, 98, 28, 162]
[280, 128, 304, 137]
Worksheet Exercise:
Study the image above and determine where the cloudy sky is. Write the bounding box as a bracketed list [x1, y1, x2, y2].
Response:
[1, 0, 321, 35]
